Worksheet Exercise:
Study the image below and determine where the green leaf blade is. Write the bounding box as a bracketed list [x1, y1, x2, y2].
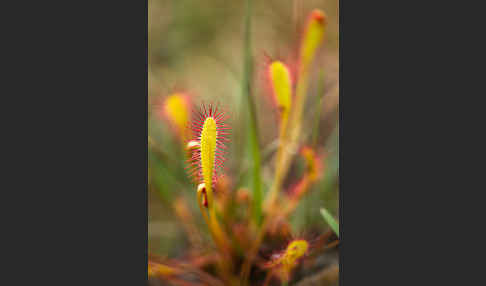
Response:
[320, 207, 339, 237]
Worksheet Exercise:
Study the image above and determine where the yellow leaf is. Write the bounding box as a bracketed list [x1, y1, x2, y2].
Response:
[200, 117, 216, 198]
[164, 93, 190, 140]
[269, 61, 292, 114]
[299, 10, 327, 73]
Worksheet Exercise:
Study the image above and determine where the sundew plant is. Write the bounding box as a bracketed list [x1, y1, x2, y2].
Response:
[149, 1, 339, 285]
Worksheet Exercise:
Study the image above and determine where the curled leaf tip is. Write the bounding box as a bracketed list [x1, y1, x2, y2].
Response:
[186, 140, 200, 150]
[285, 239, 309, 263]
[197, 183, 208, 207]
[300, 9, 327, 73]
[266, 239, 310, 282]
[311, 9, 326, 24]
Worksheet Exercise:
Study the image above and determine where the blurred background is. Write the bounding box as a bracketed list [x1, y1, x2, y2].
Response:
[148, 0, 339, 277]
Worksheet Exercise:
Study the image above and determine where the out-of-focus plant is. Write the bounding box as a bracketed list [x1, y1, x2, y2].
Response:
[158, 93, 192, 142]
[265, 9, 328, 212]
[264, 239, 310, 285]
[239, 10, 329, 284]
[149, 6, 338, 286]
[283, 146, 324, 217]
[268, 61, 293, 139]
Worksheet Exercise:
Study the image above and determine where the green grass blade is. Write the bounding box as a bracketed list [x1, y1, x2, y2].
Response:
[320, 207, 339, 237]
[241, 0, 262, 225]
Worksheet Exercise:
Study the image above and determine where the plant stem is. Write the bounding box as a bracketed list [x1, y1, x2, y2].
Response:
[197, 189, 233, 283]
[264, 68, 311, 214]
[311, 69, 325, 148]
